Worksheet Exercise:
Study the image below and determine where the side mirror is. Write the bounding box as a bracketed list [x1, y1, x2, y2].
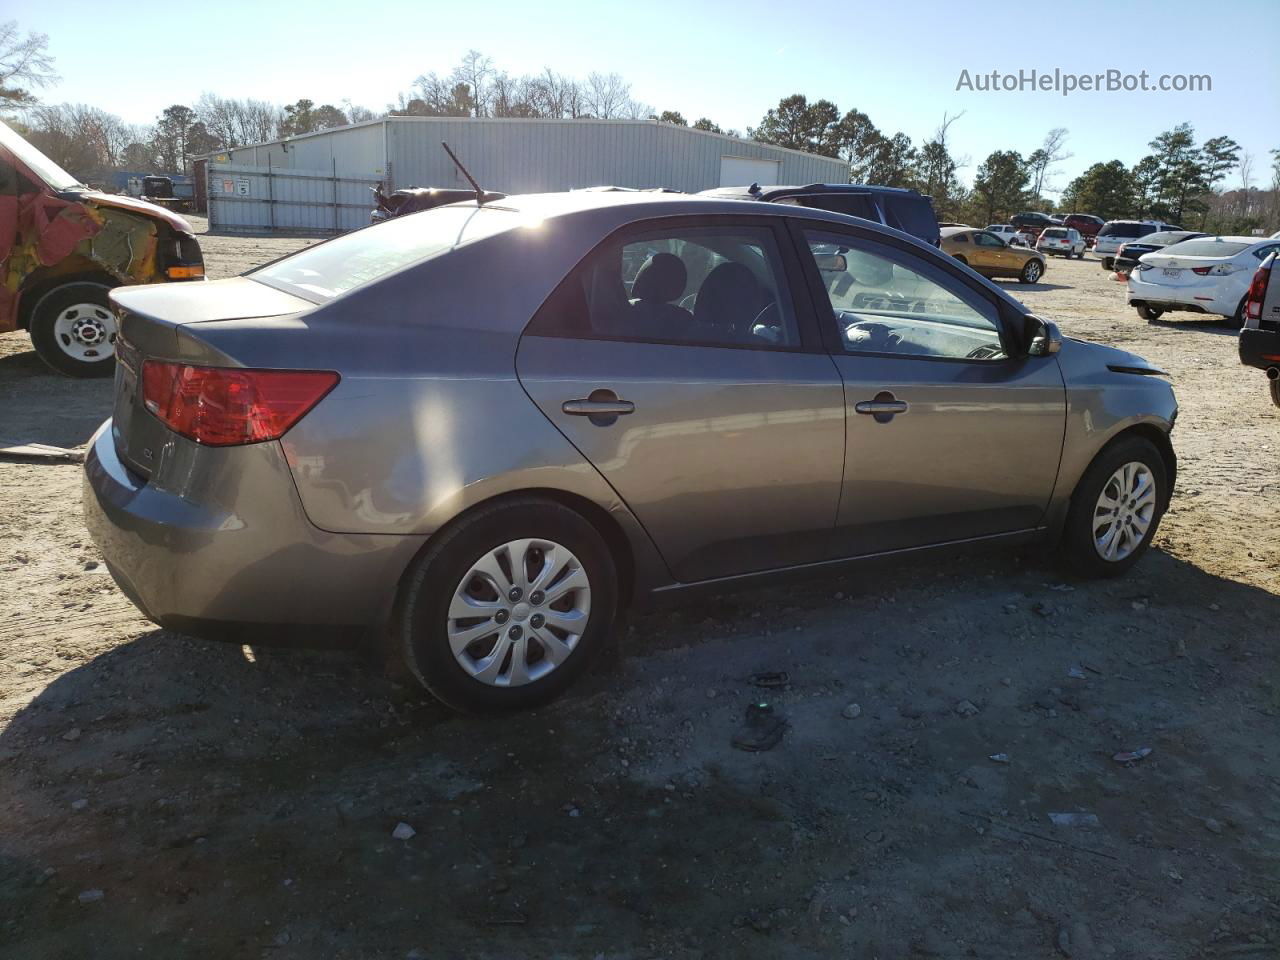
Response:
[1026, 315, 1062, 356]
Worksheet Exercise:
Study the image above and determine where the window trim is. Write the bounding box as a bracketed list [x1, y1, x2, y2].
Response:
[787, 221, 1018, 365]
[522, 213, 828, 354]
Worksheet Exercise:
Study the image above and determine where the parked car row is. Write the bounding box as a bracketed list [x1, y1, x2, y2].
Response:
[1096, 220, 1184, 270]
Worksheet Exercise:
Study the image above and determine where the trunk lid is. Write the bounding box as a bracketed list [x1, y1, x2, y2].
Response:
[109, 278, 313, 478]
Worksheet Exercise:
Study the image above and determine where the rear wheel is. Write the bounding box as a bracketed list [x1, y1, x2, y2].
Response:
[1059, 436, 1167, 578]
[1270, 378, 1280, 409]
[1136, 305, 1163, 322]
[1222, 297, 1246, 329]
[1102, 257, 1114, 271]
[1019, 259, 1044, 284]
[29, 282, 118, 378]
[953, 255, 968, 267]
[397, 498, 618, 712]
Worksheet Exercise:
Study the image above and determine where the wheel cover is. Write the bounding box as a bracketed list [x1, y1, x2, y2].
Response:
[447, 538, 591, 687]
[1093, 461, 1157, 562]
[52, 303, 117, 362]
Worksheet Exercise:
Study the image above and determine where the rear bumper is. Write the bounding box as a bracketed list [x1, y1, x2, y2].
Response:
[1240, 328, 1280, 371]
[82, 420, 426, 643]
[1126, 276, 1233, 316]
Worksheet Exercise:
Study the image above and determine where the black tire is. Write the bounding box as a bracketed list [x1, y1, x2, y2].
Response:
[1270, 378, 1280, 409]
[1222, 297, 1246, 330]
[1136, 305, 1163, 322]
[1102, 257, 1114, 271]
[1059, 436, 1168, 579]
[1019, 259, 1044, 284]
[953, 255, 968, 267]
[397, 498, 619, 713]
[29, 282, 118, 378]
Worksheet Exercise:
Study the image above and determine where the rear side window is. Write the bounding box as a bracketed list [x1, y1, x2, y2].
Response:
[250, 204, 523, 301]
[528, 224, 801, 349]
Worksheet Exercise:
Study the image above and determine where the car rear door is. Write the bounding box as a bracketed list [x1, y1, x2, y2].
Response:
[791, 222, 1066, 557]
[516, 216, 845, 583]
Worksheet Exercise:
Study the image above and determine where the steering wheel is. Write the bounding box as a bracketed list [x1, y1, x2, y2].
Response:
[965, 343, 1004, 360]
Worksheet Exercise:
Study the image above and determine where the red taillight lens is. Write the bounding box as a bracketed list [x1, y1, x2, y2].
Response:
[141, 361, 339, 446]
[1245, 264, 1271, 322]
[1191, 266, 1211, 275]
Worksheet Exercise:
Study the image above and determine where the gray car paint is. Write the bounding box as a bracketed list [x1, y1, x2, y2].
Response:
[84, 191, 1177, 637]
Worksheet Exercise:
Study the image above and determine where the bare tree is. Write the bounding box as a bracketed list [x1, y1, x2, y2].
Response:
[1027, 127, 1072, 198]
[0, 20, 58, 110]
[24, 103, 137, 179]
[583, 72, 632, 119]
[451, 49, 493, 117]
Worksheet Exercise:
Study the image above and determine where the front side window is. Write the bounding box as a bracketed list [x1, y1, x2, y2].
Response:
[804, 230, 1006, 362]
[529, 224, 800, 348]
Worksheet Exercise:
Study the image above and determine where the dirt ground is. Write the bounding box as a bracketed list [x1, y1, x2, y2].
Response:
[1, 217, 1277, 960]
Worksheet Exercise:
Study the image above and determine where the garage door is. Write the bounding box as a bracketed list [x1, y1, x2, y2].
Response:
[719, 156, 781, 187]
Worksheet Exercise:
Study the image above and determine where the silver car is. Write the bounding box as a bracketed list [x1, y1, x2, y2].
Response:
[83, 192, 1178, 712]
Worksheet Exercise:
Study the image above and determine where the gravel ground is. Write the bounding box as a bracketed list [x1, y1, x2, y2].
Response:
[0, 218, 1277, 960]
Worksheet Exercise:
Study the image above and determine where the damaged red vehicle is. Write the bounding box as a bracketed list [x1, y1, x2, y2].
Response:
[1, 121, 205, 377]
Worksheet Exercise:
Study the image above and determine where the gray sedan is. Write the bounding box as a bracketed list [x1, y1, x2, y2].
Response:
[83, 192, 1177, 712]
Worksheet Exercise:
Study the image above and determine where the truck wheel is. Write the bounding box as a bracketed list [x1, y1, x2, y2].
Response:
[29, 282, 118, 378]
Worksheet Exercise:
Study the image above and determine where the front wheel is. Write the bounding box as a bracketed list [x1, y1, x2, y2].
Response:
[1059, 437, 1168, 578]
[1019, 259, 1044, 284]
[397, 498, 619, 712]
[29, 282, 118, 378]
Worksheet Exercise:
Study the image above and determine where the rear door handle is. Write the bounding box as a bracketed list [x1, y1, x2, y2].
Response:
[854, 399, 909, 415]
[562, 399, 635, 416]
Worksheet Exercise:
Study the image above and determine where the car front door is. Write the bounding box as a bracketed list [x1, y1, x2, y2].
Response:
[516, 217, 846, 583]
[793, 224, 1067, 557]
[972, 231, 1012, 274]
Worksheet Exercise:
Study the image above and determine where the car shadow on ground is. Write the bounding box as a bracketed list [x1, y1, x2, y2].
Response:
[2, 545, 1277, 958]
[990, 280, 1071, 292]
[1148, 317, 1239, 336]
[0, 346, 114, 449]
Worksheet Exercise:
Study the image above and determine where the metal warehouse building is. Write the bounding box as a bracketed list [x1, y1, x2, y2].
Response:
[200, 117, 849, 233]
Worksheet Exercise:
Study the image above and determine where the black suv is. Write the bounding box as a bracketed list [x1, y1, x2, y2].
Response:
[700, 183, 941, 247]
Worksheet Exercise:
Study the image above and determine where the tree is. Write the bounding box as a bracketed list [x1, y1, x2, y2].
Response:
[0, 20, 57, 110]
[452, 49, 493, 117]
[1060, 160, 1133, 221]
[751, 94, 841, 156]
[692, 117, 722, 134]
[971, 150, 1029, 224]
[1198, 134, 1241, 227]
[152, 104, 195, 173]
[864, 132, 916, 188]
[1147, 123, 1207, 222]
[657, 110, 686, 126]
[1026, 128, 1071, 199]
[834, 109, 880, 182]
[914, 112, 964, 215]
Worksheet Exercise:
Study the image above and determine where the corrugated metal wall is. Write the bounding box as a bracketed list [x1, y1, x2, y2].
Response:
[207, 164, 382, 234]
[223, 119, 847, 194]
[387, 119, 846, 193]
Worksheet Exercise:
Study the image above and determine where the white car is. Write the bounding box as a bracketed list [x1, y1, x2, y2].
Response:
[1096, 220, 1182, 270]
[1037, 227, 1086, 259]
[1127, 236, 1280, 325]
[985, 224, 1025, 246]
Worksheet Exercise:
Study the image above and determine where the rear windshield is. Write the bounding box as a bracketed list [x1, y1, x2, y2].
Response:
[1142, 231, 1195, 245]
[1099, 222, 1156, 239]
[250, 204, 524, 300]
[1041, 229, 1066, 238]
[1160, 239, 1251, 258]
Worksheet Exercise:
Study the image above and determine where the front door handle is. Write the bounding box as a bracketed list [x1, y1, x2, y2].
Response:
[854, 400, 909, 416]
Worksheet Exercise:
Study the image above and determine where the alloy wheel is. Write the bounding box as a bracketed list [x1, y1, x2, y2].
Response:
[447, 538, 591, 687]
[1093, 461, 1157, 562]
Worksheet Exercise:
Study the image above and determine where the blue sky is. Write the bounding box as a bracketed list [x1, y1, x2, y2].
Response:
[11, 0, 1279, 192]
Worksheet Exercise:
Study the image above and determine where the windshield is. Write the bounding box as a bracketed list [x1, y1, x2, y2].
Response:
[251, 204, 526, 301]
[1159, 239, 1252, 258]
[1099, 222, 1155, 239]
[0, 120, 83, 191]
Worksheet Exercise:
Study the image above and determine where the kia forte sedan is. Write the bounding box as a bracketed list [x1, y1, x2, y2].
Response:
[84, 192, 1178, 712]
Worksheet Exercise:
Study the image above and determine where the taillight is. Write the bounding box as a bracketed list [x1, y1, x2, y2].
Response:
[1245, 262, 1272, 322]
[141, 361, 338, 446]
[1191, 264, 1236, 276]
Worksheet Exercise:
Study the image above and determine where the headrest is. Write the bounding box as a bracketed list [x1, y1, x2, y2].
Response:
[632, 253, 687, 303]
